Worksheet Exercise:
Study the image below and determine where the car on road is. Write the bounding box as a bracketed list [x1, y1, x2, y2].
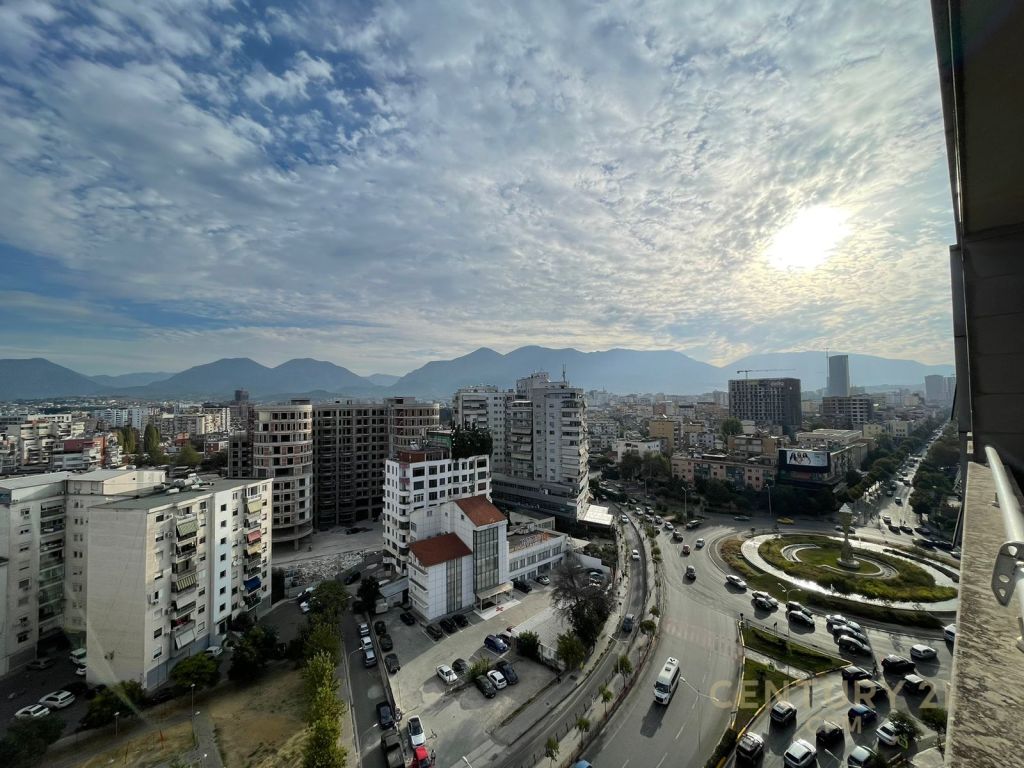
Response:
[452, 658, 469, 676]
[486, 669, 508, 690]
[664, 522, 674, 531]
[620, 514, 629, 523]
[848, 703, 878, 726]
[770, 700, 797, 727]
[753, 596, 775, 611]
[439, 617, 458, 634]
[513, 579, 533, 594]
[425, 624, 444, 641]
[495, 660, 518, 684]
[830, 619, 862, 636]
[816, 720, 844, 746]
[826, 614, 848, 628]
[900, 524, 914, 534]
[944, 624, 957, 643]
[26, 658, 54, 671]
[894, 497, 903, 506]
[361, 636, 374, 652]
[854, 679, 889, 703]
[407, 715, 426, 747]
[841, 665, 871, 682]
[399, 611, 417, 626]
[379, 634, 394, 652]
[622, 613, 635, 633]
[358, 622, 371, 637]
[777, 517, 795, 525]
[534, 574, 551, 585]
[787, 609, 814, 628]
[836, 628, 870, 646]
[437, 664, 458, 684]
[909, 644, 937, 661]
[734, 515, 752, 522]
[15, 704, 51, 719]
[685, 520, 701, 529]
[363, 648, 377, 667]
[902, 674, 934, 696]
[734, 732, 765, 765]
[881, 655, 915, 674]
[343, 571, 361, 585]
[385, 654, 401, 674]
[685, 565, 696, 580]
[681, 544, 691, 555]
[751, 591, 778, 606]
[786, 601, 810, 615]
[876, 720, 900, 746]
[377, 701, 395, 729]
[484, 634, 509, 654]
[204, 645, 224, 658]
[475, 674, 497, 698]
[695, 538, 705, 548]
[726, 575, 748, 590]
[847, 746, 879, 768]
[38, 691, 75, 709]
[299, 601, 311, 614]
[631, 549, 641, 561]
[783, 738, 816, 768]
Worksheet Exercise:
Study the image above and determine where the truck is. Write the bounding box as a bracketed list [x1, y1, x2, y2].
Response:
[381, 731, 404, 768]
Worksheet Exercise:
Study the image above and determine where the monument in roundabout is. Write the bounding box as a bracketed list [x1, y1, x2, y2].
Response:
[835, 503, 861, 570]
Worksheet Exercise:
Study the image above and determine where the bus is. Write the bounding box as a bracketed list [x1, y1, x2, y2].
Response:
[654, 657, 680, 704]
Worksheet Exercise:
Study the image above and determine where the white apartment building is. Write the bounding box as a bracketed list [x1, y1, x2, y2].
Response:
[407, 495, 511, 620]
[93, 407, 155, 431]
[0, 469, 165, 676]
[381, 447, 490, 575]
[613, 438, 663, 463]
[88, 478, 271, 689]
[453, 387, 513, 473]
[507, 522, 567, 583]
[587, 417, 619, 452]
[253, 401, 314, 548]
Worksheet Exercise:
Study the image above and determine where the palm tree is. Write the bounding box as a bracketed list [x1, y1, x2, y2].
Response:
[600, 685, 613, 715]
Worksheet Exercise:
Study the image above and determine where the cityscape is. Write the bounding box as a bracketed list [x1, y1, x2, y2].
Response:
[0, 3, 1021, 768]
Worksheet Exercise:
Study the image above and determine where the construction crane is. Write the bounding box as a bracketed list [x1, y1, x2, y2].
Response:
[735, 368, 795, 379]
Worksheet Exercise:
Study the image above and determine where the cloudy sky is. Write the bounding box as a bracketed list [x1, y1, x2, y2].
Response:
[0, 0, 954, 376]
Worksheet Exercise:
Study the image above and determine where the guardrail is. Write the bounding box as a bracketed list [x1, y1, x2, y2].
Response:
[984, 445, 1024, 653]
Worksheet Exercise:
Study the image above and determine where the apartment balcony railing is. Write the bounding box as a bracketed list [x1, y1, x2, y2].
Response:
[172, 569, 198, 593]
[39, 521, 65, 538]
[38, 587, 62, 607]
[40, 504, 65, 521]
[38, 614, 63, 635]
[171, 599, 196, 620]
[172, 557, 194, 575]
[175, 515, 198, 540]
[40, 539, 64, 555]
[39, 565, 65, 586]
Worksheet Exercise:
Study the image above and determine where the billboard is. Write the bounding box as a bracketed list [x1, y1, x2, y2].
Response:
[779, 449, 830, 472]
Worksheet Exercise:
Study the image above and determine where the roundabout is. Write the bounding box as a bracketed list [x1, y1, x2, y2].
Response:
[780, 543, 895, 578]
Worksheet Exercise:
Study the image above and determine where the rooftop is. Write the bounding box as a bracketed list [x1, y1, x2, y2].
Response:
[408, 533, 472, 567]
[97, 477, 258, 511]
[456, 496, 507, 527]
[0, 471, 71, 491]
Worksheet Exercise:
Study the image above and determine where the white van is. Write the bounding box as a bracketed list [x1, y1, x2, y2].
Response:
[69, 648, 87, 666]
[654, 657, 680, 704]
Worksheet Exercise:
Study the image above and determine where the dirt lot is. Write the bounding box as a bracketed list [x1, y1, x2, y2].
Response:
[78, 721, 194, 768]
[209, 667, 308, 768]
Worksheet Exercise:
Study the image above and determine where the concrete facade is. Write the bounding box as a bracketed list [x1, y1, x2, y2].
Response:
[670, 453, 774, 490]
[727, 377, 802, 435]
[453, 386, 513, 473]
[253, 401, 314, 548]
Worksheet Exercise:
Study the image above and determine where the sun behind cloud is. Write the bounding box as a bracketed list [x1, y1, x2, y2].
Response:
[764, 205, 852, 270]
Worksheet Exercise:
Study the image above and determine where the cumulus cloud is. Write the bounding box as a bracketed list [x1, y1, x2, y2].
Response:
[0, 0, 954, 375]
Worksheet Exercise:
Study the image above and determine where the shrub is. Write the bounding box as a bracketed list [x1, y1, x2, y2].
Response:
[517, 630, 541, 661]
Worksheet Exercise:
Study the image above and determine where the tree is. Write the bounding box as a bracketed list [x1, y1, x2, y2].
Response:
[887, 710, 922, 742]
[304, 651, 342, 723]
[918, 706, 948, 737]
[575, 716, 591, 737]
[600, 685, 613, 714]
[551, 555, 615, 649]
[544, 736, 560, 765]
[228, 625, 279, 682]
[619, 453, 642, 480]
[615, 654, 633, 678]
[705, 479, 732, 507]
[81, 681, 146, 729]
[641, 451, 670, 480]
[720, 417, 743, 441]
[170, 652, 220, 690]
[304, 619, 341, 665]
[312, 581, 350, 622]
[639, 619, 657, 637]
[844, 469, 862, 486]
[0, 715, 66, 768]
[555, 633, 587, 671]
[175, 443, 201, 467]
[143, 423, 162, 456]
[517, 630, 541, 661]
[451, 424, 494, 460]
[356, 576, 382, 610]
[302, 717, 346, 768]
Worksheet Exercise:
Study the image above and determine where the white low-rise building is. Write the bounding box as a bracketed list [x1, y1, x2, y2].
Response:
[613, 438, 663, 463]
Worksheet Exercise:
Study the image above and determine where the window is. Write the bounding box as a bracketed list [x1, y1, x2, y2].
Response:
[153, 648, 163, 659]
[219, 570, 226, 578]
[219, 586, 226, 595]
[220, 537, 227, 545]
[220, 520, 226, 528]
[220, 553, 226, 561]
[154, 628, 163, 638]
[220, 603, 227, 612]
[18, 579, 29, 590]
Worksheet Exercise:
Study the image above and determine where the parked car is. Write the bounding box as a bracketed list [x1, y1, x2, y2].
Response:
[944, 624, 957, 643]
[495, 660, 519, 685]
[770, 700, 797, 727]
[776, 517, 795, 525]
[475, 674, 497, 698]
[734, 732, 765, 765]
[425, 624, 444, 641]
[452, 613, 469, 628]
[735, 515, 752, 522]
[909, 644, 937, 661]
[841, 665, 871, 682]
[205, 645, 224, 658]
[726, 575, 747, 590]
[848, 704, 878, 726]
[343, 571, 361, 585]
[486, 669, 508, 690]
[534, 574, 551, 585]
[876, 720, 900, 746]
[379, 634, 394, 652]
[783, 738, 816, 768]
[685, 520, 701, 529]
[439, 617, 458, 634]
[407, 715, 426, 748]
[15, 704, 51, 719]
[399, 611, 417, 626]
[902, 674, 934, 696]
[26, 658, 54, 671]
[376, 701, 395, 729]
[881, 655, 915, 674]
[374, 620, 388, 636]
[484, 634, 509, 654]
[513, 579, 533, 594]
[358, 623, 371, 637]
[816, 720, 844, 746]
[685, 565, 696, 580]
[847, 746, 879, 768]
[385, 654, 401, 674]
[363, 648, 377, 667]
[452, 658, 469, 676]
[38, 691, 75, 710]
[436, 665, 458, 684]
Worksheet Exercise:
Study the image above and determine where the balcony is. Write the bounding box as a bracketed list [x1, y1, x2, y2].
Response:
[39, 521, 65, 538]
[40, 504, 65, 521]
[172, 569, 198, 593]
[171, 599, 196, 619]
[175, 516, 198, 540]
[38, 587, 62, 608]
[39, 565, 64, 586]
[172, 621, 197, 651]
[40, 539, 64, 555]
[172, 557, 194, 575]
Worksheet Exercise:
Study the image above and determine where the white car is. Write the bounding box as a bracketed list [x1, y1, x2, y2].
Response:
[486, 669, 508, 690]
[299, 601, 311, 614]
[436, 665, 458, 684]
[783, 738, 817, 768]
[358, 623, 371, 637]
[15, 704, 50, 719]
[39, 691, 75, 709]
[205, 646, 224, 658]
[726, 574, 747, 590]
[695, 538, 705, 548]
[944, 624, 957, 643]
[75, 665, 87, 677]
[826, 614, 848, 627]
[631, 549, 641, 561]
[407, 715, 426, 747]
[361, 636, 374, 652]
[620, 515, 629, 523]
[876, 720, 900, 746]
[910, 644, 937, 661]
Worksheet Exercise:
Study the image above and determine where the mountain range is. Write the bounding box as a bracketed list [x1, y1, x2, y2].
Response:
[0, 348, 954, 401]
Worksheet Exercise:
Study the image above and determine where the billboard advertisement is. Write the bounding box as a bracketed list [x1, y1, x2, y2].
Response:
[779, 449, 830, 472]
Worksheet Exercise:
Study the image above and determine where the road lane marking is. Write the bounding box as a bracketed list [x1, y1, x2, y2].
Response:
[655, 753, 668, 768]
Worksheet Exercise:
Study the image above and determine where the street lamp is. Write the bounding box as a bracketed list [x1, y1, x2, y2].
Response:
[114, 711, 120, 737]
[764, 480, 774, 520]
[680, 677, 727, 758]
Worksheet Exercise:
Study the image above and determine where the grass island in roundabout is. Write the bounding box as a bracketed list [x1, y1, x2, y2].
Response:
[720, 533, 959, 627]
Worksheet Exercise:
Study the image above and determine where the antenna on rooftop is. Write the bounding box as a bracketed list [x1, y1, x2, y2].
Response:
[562, 363, 567, 383]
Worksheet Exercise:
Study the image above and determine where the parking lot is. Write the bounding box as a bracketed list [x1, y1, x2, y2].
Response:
[353, 583, 565, 767]
[0, 654, 92, 736]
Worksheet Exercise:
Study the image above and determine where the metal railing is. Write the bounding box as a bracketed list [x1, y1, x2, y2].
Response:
[986, 445, 1024, 653]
